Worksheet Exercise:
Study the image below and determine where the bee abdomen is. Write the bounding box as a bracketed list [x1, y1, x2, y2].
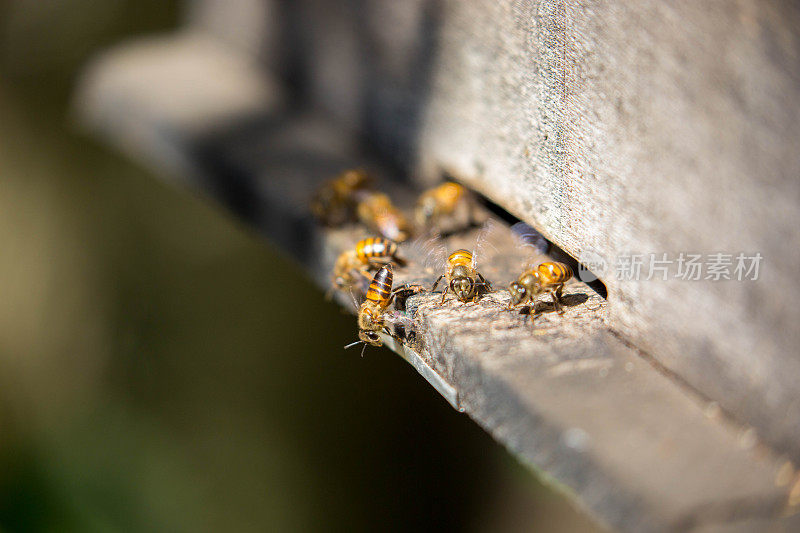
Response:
[356, 237, 396, 260]
[539, 262, 573, 283]
[438, 182, 464, 205]
[448, 249, 473, 267]
[366, 264, 393, 304]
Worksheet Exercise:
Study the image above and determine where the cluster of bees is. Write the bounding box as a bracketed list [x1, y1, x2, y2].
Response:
[311, 169, 574, 352]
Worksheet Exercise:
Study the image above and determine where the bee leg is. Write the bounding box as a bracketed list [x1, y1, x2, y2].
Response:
[390, 283, 408, 297]
[389, 283, 409, 305]
[440, 284, 449, 305]
[551, 288, 564, 315]
[523, 306, 533, 326]
[530, 306, 541, 327]
[477, 273, 492, 292]
[431, 274, 444, 292]
[522, 304, 539, 327]
[393, 255, 408, 267]
[391, 284, 425, 298]
[529, 297, 542, 320]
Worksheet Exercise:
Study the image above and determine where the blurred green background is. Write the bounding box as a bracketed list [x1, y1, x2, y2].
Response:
[0, 1, 600, 531]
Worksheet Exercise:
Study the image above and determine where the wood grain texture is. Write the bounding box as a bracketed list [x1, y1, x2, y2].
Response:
[80, 89, 797, 528]
[413, 0, 800, 464]
[293, 0, 800, 464]
[73, 3, 800, 529]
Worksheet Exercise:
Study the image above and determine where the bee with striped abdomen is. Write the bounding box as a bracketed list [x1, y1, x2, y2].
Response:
[356, 192, 411, 242]
[414, 182, 483, 234]
[508, 262, 573, 315]
[311, 169, 374, 226]
[347, 264, 417, 349]
[432, 249, 491, 304]
[332, 237, 406, 291]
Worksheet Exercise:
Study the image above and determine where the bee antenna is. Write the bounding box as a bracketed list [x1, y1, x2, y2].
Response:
[348, 287, 359, 310]
[344, 340, 363, 349]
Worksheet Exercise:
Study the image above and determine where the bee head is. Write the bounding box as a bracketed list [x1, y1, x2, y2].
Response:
[358, 330, 383, 347]
[451, 275, 475, 301]
[508, 281, 527, 305]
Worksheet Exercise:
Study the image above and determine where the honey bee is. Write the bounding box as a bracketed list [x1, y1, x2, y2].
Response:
[508, 262, 573, 315]
[311, 169, 374, 226]
[332, 237, 405, 291]
[356, 192, 411, 242]
[432, 249, 491, 304]
[348, 264, 411, 348]
[414, 182, 483, 233]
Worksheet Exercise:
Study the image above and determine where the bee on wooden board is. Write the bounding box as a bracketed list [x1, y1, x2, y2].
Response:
[311, 169, 374, 226]
[414, 181, 484, 234]
[432, 249, 492, 304]
[356, 192, 412, 242]
[345, 264, 420, 354]
[332, 237, 406, 291]
[508, 262, 573, 316]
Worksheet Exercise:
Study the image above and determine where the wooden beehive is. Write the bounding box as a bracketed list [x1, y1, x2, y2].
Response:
[74, 1, 800, 530]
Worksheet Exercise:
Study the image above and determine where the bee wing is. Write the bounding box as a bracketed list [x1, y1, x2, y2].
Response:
[385, 310, 414, 329]
[510, 221, 548, 253]
[510, 221, 548, 270]
[356, 270, 374, 296]
[472, 219, 501, 267]
[347, 285, 364, 311]
[426, 239, 449, 273]
[405, 231, 448, 274]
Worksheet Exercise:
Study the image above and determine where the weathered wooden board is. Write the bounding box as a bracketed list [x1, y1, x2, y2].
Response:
[72, 1, 800, 530]
[183, 108, 800, 530]
[290, 0, 800, 465]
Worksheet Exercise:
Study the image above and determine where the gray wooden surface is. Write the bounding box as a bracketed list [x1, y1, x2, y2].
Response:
[412, 0, 800, 466]
[72, 1, 800, 530]
[291, 0, 800, 466]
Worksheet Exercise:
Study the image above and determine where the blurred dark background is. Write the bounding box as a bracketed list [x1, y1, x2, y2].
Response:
[0, 1, 599, 531]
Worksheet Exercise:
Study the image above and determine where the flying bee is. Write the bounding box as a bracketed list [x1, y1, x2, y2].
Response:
[432, 249, 492, 304]
[356, 192, 411, 242]
[311, 169, 374, 226]
[331, 237, 406, 291]
[414, 181, 484, 234]
[508, 262, 573, 316]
